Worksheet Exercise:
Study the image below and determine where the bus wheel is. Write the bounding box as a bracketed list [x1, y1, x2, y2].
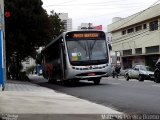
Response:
[93, 78, 101, 85]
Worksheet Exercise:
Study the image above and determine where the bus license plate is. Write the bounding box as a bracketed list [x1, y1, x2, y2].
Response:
[88, 73, 96, 76]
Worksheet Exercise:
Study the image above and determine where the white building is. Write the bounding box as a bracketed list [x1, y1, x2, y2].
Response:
[108, 4, 160, 69]
[21, 47, 43, 72]
[22, 57, 36, 71]
[77, 23, 103, 30]
[58, 13, 72, 31]
[78, 23, 94, 30]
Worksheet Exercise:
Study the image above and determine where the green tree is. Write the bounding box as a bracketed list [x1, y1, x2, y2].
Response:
[48, 11, 64, 41]
[5, 0, 51, 60]
[4, 0, 64, 79]
[36, 11, 64, 64]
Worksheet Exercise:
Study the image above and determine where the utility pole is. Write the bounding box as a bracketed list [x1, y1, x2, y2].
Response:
[0, 0, 5, 91]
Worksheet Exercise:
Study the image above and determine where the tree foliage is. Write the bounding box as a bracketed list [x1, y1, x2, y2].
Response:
[5, 0, 51, 60]
[48, 11, 64, 40]
[5, 0, 64, 79]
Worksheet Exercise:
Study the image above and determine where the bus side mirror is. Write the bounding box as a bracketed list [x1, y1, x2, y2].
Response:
[108, 44, 112, 51]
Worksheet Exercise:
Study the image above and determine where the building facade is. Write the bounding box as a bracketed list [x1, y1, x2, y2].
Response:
[108, 4, 160, 69]
[58, 13, 72, 31]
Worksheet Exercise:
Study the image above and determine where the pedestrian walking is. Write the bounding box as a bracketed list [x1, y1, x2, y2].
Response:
[115, 65, 121, 78]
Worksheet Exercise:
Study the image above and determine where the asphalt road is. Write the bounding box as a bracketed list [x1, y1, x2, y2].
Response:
[29, 75, 160, 114]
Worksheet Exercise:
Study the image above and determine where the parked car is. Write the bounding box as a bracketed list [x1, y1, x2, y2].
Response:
[125, 65, 154, 81]
[154, 58, 160, 83]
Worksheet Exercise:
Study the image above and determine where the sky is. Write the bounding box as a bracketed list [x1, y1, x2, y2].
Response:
[42, 0, 160, 31]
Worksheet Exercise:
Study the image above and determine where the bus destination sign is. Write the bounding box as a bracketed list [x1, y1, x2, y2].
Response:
[72, 33, 99, 38]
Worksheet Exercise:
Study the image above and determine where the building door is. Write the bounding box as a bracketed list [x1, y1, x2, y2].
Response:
[122, 57, 132, 69]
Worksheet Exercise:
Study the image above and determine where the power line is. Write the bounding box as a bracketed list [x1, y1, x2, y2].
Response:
[112, 29, 149, 44]
[112, 26, 160, 48]
[73, 7, 147, 20]
[112, 0, 160, 31]
[43, 1, 154, 21]
[110, 0, 160, 50]
[43, 0, 77, 7]
[43, 1, 153, 7]
[112, 24, 160, 44]
[46, 4, 150, 9]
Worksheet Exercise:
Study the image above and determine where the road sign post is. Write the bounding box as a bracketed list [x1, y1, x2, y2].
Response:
[0, 0, 5, 91]
[0, 29, 4, 91]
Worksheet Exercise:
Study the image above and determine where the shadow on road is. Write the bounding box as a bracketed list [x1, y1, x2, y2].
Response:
[37, 80, 107, 88]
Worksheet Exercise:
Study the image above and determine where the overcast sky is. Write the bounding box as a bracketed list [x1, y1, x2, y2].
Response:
[42, 0, 160, 31]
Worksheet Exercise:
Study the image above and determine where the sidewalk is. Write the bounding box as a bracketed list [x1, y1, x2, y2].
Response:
[0, 79, 122, 119]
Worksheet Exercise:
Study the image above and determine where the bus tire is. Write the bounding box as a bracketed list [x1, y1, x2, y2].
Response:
[93, 77, 101, 85]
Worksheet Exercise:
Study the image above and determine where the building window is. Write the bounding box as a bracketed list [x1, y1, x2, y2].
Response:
[143, 24, 147, 29]
[122, 30, 126, 35]
[135, 48, 142, 54]
[146, 46, 159, 53]
[135, 25, 142, 32]
[127, 28, 134, 33]
[123, 49, 132, 56]
[149, 20, 158, 31]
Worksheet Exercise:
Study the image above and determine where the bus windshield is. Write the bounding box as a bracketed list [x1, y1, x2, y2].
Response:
[66, 39, 108, 65]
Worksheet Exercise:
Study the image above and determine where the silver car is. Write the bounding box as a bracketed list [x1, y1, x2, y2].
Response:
[125, 65, 154, 81]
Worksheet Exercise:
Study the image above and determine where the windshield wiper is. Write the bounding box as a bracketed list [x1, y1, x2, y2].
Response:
[77, 41, 89, 57]
[89, 40, 97, 56]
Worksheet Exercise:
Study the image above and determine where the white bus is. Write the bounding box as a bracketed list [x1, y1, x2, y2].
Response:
[41, 30, 112, 85]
